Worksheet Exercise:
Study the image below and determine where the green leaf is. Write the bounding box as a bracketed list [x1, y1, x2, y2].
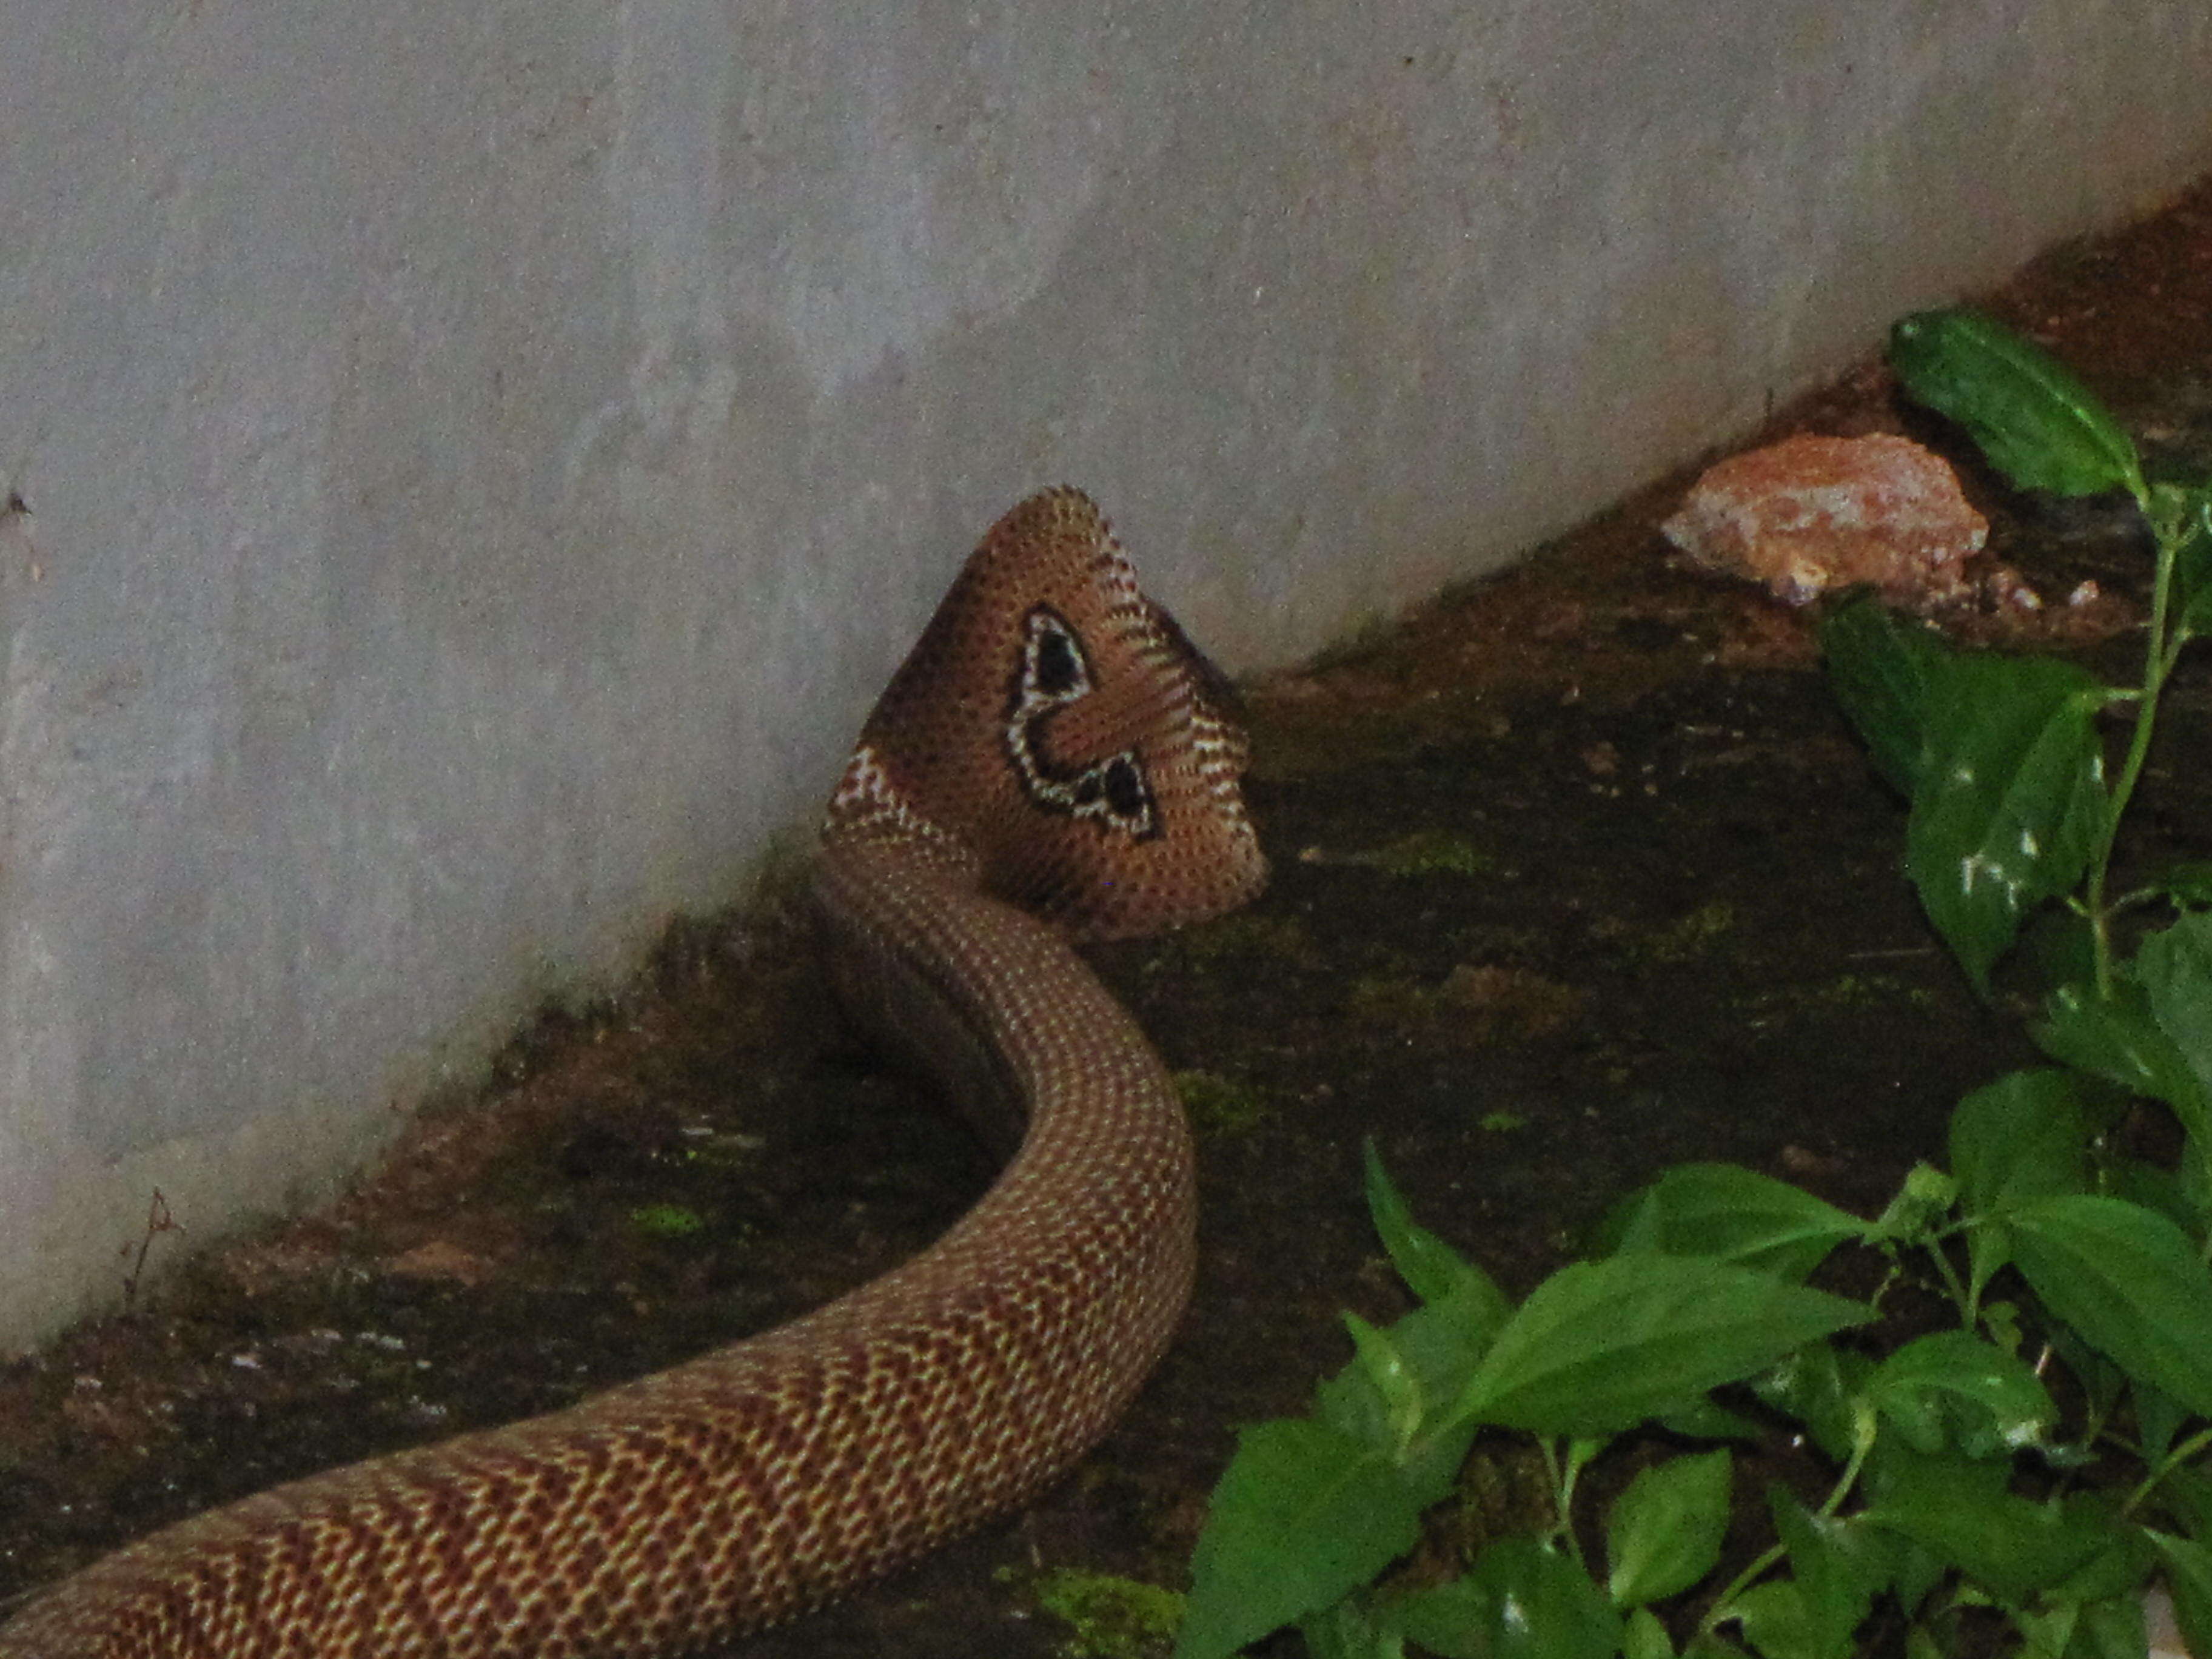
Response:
[1341, 1312, 1422, 1456]
[1950, 1068, 2090, 1216]
[1905, 653, 2111, 993]
[2148, 1530, 2212, 1659]
[2035, 980, 2212, 1139]
[2136, 1378, 2188, 1467]
[1175, 1418, 1426, 1659]
[1390, 1536, 1623, 1659]
[1818, 593, 1953, 796]
[1299, 1597, 1397, 1659]
[2105, 1155, 2207, 1244]
[1606, 1449, 1734, 1607]
[1364, 1138, 1499, 1309]
[2065, 1591, 2151, 1659]
[2008, 1195, 2212, 1419]
[1604, 1164, 1866, 1281]
[2014, 1593, 2146, 1659]
[2138, 912, 2212, 1102]
[2165, 488, 2212, 640]
[1656, 1395, 1770, 1443]
[1624, 1606, 1676, 1659]
[1867, 1330, 2057, 1458]
[1390, 1274, 1513, 1422]
[1767, 1487, 1888, 1659]
[2043, 1500, 2154, 1605]
[1888, 309, 2146, 504]
[1752, 1341, 1874, 1464]
[1453, 1256, 1869, 1436]
[1949, 1068, 2089, 1302]
[1860, 1447, 2110, 1603]
[1728, 1578, 1818, 1659]
[2151, 1461, 2212, 1540]
[1317, 1274, 1503, 1491]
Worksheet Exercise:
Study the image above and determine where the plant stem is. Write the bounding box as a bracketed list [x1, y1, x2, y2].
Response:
[2082, 504, 2182, 996]
[1699, 1430, 1869, 1641]
[2127, 1423, 2212, 1515]
[1925, 1238, 1974, 1326]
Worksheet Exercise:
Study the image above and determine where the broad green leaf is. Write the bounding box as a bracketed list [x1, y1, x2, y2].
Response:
[2042, 1500, 2155, 1605]
[1175, 1418, 1425, 1659]
[1604, 1164, 1865, 1281]
[1341, 1312, 1421, 1455]
[2104, 1155, 2206, 1243]
[1860, 1449, 2110, 1603]
[1868, 1330, 2056, 1458]
[1753, 1342, 1874, 1464]
[2153, 1461, 2212, 1540]
[2014, 1594, 2147, 1659]
[2138, 912, 2212, 1101]
[1317, 1274, 1503, 1492]
[1818, 594, 1952, 796]
[2008, 1195, 2212, 1419]
[2136, 1378, 2188, 1467]
[1606, 1449, 1733, 1607]
[1624, 1606, 1675, 1659]
[1728, 1578, 1817, 1659]
[2148, 1530, 2212, 1659]
[1364, 1138, 1496, 1309]
[1657, 1395, 1769, 1443]
[1390, 1537, 1622, 1659]
[2034, 980, 2211, 1139]
[1453, 1256, 1869, 1435]
[1948, 1068, 2088, 1301]
[1299, 1597, 1397, 1659]
[1949, 1068, 2089, 1215]
[1768, 1487, 1888, 1659]
[1390, 1273, 1513, 1418]
[1906, 654, 2110, 992]
[1888, 309, 2147, 504]
[2054, 1590, 2149, 1659]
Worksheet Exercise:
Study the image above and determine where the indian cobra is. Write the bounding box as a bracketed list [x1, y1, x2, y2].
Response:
[0, 487, 1267, 1658]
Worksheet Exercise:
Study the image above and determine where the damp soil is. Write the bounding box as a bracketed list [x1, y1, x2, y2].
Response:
[5, 178, 2212, 1658]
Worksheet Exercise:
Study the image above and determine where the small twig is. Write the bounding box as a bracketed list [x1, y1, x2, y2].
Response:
[119, 1188, 183, 1308]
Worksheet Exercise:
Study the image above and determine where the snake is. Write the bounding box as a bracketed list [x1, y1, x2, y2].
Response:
[0, 487, 1267, 1658]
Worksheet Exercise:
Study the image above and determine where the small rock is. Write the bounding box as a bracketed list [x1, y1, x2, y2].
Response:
[1663, 434, 1991, 608]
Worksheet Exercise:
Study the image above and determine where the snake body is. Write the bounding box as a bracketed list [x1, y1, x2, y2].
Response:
[0, 489, 1265, 1658]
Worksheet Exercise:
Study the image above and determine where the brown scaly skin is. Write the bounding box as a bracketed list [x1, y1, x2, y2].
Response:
[0, 488, 1265, 1658]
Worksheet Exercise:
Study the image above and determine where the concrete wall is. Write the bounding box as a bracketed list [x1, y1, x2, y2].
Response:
[2, 0, 2208, 1352]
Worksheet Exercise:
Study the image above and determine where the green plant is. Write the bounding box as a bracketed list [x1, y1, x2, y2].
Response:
[1172, 309, 2212, 1659]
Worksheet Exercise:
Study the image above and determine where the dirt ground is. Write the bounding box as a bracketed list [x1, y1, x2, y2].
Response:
[4, 179, 2211, 1658]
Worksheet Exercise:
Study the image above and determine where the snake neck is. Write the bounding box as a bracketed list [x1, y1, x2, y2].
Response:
[0, 487, 1261, 1659]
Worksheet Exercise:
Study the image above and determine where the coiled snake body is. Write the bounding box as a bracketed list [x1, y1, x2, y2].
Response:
[0, 489, 1266, 1657]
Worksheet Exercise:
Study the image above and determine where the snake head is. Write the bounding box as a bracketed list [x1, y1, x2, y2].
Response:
[823, 487, 1267, 940]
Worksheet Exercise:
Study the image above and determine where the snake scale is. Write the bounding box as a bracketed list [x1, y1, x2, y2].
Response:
[0, 488, 1267, 1657]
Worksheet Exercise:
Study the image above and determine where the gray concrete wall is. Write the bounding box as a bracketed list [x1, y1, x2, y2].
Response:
[2, 0, 2208, 1353]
